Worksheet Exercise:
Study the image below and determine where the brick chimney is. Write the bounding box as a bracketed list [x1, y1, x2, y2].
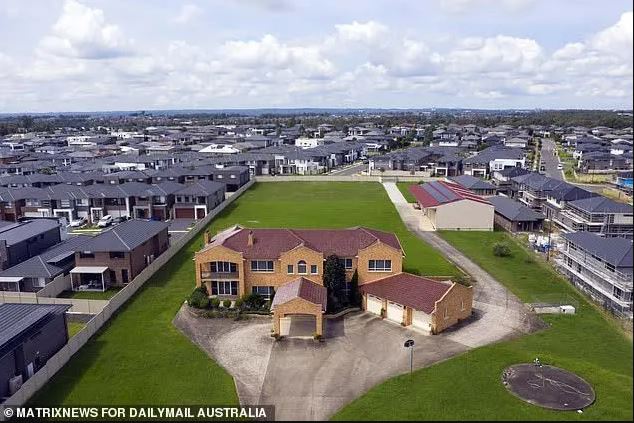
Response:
[203, 231, 210, 245]
[247, 230, 254, 246]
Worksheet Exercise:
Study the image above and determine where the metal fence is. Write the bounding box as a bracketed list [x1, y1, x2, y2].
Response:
[0, 179, 254, 412]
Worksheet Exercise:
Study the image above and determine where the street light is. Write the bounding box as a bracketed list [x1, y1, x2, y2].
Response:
[404, 339, 415, 374]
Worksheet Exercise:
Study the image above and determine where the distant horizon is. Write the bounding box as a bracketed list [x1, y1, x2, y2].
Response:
[1, 106, 633, 117]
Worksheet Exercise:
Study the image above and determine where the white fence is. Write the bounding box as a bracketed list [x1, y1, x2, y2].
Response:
[0, 179, 254, 412]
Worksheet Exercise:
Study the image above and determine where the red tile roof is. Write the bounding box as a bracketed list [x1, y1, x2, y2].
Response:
[409, 180, 491, 208]
[360, 272, 452, 314]
[203, 225, 403, 259]
[271, 277, 327, 311]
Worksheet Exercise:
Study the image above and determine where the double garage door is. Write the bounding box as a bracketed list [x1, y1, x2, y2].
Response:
[366, 295, 404, 324]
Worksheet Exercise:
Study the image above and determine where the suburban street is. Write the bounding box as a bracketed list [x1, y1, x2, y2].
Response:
[327, 162, 368, 175]
[540, 138, 564, 180]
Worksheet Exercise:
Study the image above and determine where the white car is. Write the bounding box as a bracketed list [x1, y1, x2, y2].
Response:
[96, 215, 113, 227]
[69, 217, 87, 228]
[557, 163, 564, 170]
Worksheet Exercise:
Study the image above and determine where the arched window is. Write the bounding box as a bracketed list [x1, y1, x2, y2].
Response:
[297, 260, 307, 274]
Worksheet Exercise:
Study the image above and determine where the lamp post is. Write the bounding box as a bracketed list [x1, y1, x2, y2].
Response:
[404, 339, 415, 375]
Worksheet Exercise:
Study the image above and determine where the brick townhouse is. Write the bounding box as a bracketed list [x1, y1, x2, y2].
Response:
[194, 225, 472, 336]
[70, 219, 169, 291]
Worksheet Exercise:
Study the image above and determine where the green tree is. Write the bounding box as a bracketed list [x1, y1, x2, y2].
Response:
[323, 255, 346, 312]
[348, 269, 361, 307]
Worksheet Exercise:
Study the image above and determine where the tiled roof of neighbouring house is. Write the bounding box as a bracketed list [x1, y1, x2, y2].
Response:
[77, 219, 169, 252]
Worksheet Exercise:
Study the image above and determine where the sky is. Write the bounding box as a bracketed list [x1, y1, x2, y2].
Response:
[0, 0, 632, 112]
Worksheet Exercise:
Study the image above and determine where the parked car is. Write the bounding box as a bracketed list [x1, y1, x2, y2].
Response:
[68, 217, 87, 228]
[97, 215, 113, 227]
[112, 216, 129, 224]
[557, 163, 564, 170]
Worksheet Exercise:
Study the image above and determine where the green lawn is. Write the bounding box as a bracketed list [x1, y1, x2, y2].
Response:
[31, 182, 457, 406]
[396, 182, 418, 203]
[58, 288, 121, 300]
[334, 231, 633, 421]
[67, 322, 86, 338]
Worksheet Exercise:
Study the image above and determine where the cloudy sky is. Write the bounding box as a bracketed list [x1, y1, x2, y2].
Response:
[0, 0, 632, 112]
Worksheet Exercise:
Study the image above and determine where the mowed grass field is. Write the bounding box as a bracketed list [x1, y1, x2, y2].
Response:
[334, 231, 633, 421]
[31, 182, 457, 406]
[396, 182, 417, 203]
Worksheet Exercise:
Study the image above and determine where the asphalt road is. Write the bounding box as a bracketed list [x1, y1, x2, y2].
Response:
[540, 138, 564, 180]
[328, 162, 368, 175]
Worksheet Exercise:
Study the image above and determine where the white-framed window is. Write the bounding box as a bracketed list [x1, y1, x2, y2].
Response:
[368, 259, 392, 272]
[287, 264, 294, 274]
[251, 260, 274, 272]
[252, 286, 275, 300]
[310, 264, 318, 274]
[297, 260, 307, 274]
[212, 281, 238, 296]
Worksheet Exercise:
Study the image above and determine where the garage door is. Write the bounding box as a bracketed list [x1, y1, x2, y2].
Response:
[412, 309, 432, 332]
[279, 315, 316, 337]
[175, 208, 195, 219]
[386, 301, 404, 324]
[366, 295, 383, 316]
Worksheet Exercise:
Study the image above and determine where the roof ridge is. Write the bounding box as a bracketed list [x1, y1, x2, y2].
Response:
[111, 227, 131, 250]
[38, 255, 53, 277]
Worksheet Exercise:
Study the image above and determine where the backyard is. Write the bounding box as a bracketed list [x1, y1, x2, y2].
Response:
[30, 182, 457, 406]
[334, 231, 633, 421]
[58, 288, 121, 300]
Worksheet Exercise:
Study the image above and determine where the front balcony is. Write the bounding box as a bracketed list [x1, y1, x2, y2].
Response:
[200, 271, 239, 280]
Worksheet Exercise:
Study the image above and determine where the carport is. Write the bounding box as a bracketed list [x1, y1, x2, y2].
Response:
[271, 277, 327, 338]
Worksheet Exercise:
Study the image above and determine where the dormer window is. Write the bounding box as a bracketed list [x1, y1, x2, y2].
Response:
[297, 260, 307, 274]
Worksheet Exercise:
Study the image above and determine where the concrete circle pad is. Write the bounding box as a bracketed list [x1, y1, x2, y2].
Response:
[502, 364, 595, 411]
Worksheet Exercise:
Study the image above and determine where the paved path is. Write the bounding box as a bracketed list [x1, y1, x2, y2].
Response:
[383, 182, 541, 347]
[328, 162, 367, 175]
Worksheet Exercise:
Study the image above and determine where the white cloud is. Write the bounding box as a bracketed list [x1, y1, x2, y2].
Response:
[334, 21, 388, 44]
[444, 35, 543, 74]
[173, 4, 202, 24]
[221, 34, 335, 78]
[591, 11, 633, 58]
[38, 0, 132, 59]
[439, 0, 535, 14]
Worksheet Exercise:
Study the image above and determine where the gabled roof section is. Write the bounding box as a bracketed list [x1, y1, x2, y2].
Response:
[271, 277, 327, 312]
[562, 232, 632, 268]
[360, 273, 453, 314]
[409, 180, 491, 208]
[77, 219, 168, 252]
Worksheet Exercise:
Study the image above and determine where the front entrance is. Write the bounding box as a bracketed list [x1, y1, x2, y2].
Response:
[279, 315, 317, 337]
[90, 208, 104, 223]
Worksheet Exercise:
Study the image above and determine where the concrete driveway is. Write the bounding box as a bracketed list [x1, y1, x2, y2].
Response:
[382, 182, 543, 347]
[174, 308, 470, 421]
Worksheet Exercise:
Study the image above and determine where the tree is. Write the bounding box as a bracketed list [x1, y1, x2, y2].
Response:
[348, 269, 361, 307]
[323, 255, 346, 312]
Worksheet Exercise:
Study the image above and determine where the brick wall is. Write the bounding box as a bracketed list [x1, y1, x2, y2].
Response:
[431, 283, 473, 334]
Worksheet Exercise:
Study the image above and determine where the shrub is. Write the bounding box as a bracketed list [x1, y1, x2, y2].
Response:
[222, 299, 232, 309]
[188, 286, 209, 309]
[234, 298, 244, 309]
[240, 293, 266, 310]
[210, 297, 221, 308]
[493, 242, 512, 257]
[261, 300, 271, 311]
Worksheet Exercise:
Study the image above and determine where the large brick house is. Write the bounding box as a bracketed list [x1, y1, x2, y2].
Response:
[194, 225, 472, 336]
